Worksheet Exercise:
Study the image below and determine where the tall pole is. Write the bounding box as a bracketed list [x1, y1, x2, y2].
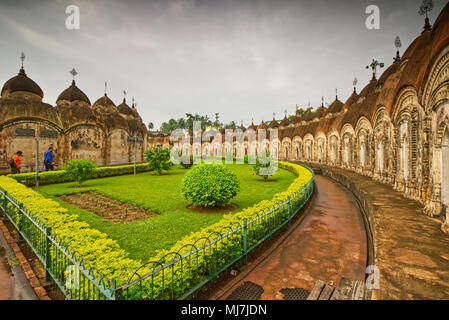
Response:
[35, 138, 39, 188]
[134, 138, 137, 175]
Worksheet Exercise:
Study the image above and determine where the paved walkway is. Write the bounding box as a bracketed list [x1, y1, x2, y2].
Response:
[314, 165, 449, 300]
[216, 175, 367, 300]
[0, 225, 37, 300]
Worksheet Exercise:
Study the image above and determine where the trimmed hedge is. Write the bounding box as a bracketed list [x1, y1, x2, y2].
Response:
[8, 163, 150, 187]
[0, 162, 313, 300]
[181, 164, 240, 207]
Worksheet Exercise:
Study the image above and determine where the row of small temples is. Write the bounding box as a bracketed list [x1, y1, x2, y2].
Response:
[172, 3, 449, 228]
[0, 65, 153, 173]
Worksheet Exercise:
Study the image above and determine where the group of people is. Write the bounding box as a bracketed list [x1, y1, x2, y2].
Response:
[9, 146, 56, 174]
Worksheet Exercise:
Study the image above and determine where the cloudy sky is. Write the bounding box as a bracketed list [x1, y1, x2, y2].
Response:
[0, 0, 446, 128]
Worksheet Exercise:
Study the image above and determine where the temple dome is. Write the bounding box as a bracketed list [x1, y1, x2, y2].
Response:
[92, 94, 118, 115]
[257, 121, 267, 130]
[1, 68, 44, 100]
[117, 98, 134, 117]
[327, 98, 344, 114]
[247, 121, 257, 131]
[57, 80, 90, 105]
[268, 118, 280, 129]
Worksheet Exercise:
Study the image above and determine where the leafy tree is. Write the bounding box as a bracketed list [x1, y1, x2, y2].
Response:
[148, 122, 154, 130]
[63, 159, 97, 185]
[253, 152, 276, 181]
[144, 147, 172, 175]
[224, 121, 237, 129]
[181, 164, 240, 207]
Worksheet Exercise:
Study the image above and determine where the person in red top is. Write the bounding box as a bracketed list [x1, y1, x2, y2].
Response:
[10, 151, 23, 174]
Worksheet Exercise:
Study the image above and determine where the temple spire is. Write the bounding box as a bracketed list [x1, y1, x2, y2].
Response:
[104, 82, 108, 96]
[366, 59, 384, 81]
[353, 77, 358, 93]
[419, 0, 434, 32]
[394, 36, 402, 62]
[123, 90, 127, 102]
[20, 52, 25, 68]
[69, 68, 78, 85]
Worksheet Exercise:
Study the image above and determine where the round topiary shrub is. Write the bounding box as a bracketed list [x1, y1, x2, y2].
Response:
[181, 164, 240, 207]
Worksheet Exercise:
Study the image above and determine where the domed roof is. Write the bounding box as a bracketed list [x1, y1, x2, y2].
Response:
[303, 109, 314, 122]
[117, 98, 134, 116]
[247, 121, 257, 130]
[57, 80, 90, 105]
[314, 106, 327, 119]
[342, 90, 359, 112]
[280, 116, 290, 126]
[327, 98, 344, 114]
[92, 94, 117, 114]
[257, 120, 267, 130]
[1, 68, 43, 98]
[268, 118, 280, 129]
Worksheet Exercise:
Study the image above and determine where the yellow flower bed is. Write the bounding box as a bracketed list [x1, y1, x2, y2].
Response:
[0, 162, 313, 299]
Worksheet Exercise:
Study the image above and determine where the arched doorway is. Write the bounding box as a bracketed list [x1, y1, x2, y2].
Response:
[378, 142, 384, 175]
[403, 136, 409, 180]
[360, 142, 365, 168]
[442, 127, 449, 210]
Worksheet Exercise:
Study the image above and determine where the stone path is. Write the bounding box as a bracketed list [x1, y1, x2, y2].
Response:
[0, 225, 37, 300]
[314, 164, 449, 300]
[215, 175, 368, 300]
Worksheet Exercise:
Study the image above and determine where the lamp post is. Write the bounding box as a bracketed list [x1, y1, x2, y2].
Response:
[128, 136, 143, 175]
[35, 137, 39, 188]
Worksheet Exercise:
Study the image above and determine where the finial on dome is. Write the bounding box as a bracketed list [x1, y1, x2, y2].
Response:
[70, 68, 78, 85]
[20, 52, 25, 68]
[353, 77, 358, 93]
[366, 59, 384, 81]
[104, 81, 108, 96]
[321, 96, 324, 107]
[123, 90, 127, 102]
[419, 0, 434, 32]
[394, 36, 402, 62]
[284, 109, 287, 117]
[335, 88, 338, 100]
[132, 97, 137, 109]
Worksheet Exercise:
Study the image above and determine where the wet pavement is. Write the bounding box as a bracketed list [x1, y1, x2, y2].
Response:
[0, 226, 37, 300]
[316, 165, 449, 300]
[217, 175, 367, 300]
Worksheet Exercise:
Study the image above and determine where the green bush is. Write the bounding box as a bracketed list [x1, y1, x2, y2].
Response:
[63, 159, 97, 185]
[145, 147, 172, 175]
[181, 164, 240, 207]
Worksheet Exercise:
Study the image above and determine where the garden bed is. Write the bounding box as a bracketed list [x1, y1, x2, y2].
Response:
[58, 192, 158, 223]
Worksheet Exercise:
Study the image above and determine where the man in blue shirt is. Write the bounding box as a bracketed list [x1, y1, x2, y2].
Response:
[44, 146, 55, 171]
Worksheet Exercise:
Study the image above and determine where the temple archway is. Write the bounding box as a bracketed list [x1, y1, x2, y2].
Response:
[442, 127, 449, 209]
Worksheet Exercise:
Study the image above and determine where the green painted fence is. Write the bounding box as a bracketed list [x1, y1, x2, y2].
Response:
[0, 187, 117, 300]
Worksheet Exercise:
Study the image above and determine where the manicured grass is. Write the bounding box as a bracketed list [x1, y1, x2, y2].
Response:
[37, 164, 295, 262]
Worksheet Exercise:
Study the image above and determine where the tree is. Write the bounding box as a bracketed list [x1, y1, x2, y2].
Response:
[144, 147, 172, 175]
[63, 159, 97, 185]
[148, 122, 154, 130]
[253, 152, 276, 181]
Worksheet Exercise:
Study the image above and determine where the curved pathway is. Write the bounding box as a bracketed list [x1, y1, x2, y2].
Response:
[215, 175, 367, 300]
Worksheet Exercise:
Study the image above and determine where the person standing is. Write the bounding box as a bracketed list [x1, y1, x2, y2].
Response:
[10, 151, 23, 174]
[44, 146, 55, 171]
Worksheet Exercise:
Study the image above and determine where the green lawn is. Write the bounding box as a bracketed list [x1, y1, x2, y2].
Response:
[37, 165, 295, 262]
